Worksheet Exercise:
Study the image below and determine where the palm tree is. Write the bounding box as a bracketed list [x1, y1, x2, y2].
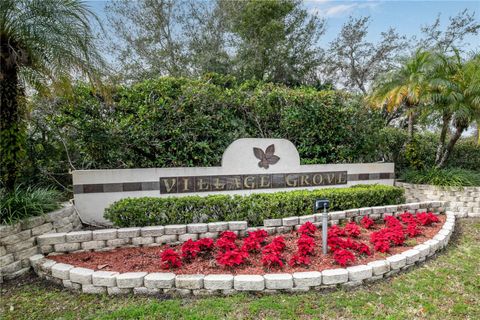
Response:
[431, 53, 480, 168]
[368, 50, 434, 142]
[0, 0, 103, 190]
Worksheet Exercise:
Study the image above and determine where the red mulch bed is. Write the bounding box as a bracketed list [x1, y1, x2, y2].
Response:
[50, 215, 445, 275]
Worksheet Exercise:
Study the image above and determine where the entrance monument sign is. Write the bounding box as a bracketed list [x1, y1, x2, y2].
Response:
[73, 139, 395, 225]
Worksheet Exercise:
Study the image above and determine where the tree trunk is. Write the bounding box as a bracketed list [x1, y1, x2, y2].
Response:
[407, 110, 415, 142]
[436, 125, 464, 169]
[435, 112, 452, 164]
[0, 52, 22, 190]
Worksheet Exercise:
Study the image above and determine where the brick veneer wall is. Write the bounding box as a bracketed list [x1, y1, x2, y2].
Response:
[396, 182, 480, 218]
[0, 204, 82, 282]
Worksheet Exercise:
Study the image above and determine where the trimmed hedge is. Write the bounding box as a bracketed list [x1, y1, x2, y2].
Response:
[104, 185, 405, 227]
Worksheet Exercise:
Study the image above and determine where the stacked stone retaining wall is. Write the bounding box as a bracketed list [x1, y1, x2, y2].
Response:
[397, 182, 480, 218]
[0, 204, 82, 282]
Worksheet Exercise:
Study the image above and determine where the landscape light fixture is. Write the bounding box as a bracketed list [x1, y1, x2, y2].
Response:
[314, 199, 330, 255]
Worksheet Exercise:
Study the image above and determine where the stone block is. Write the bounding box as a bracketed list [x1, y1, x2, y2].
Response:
[38, 259, 56, 274]
[384, 205, 398, 213]
[282, 217, 299, 226]
[403, 249, 421, 265]
[164, 225, 187, 235]
[298, 215, 315, 224]
[63, 279, 81, 290]
[107, 287, 132, 295]
[187, 223, 208, 233]
[29, 254, 45, 267]
[264, 273, 293, 289]
[175, 274, 204, 289]
[358, 208, 372, 216]
[70, 267, 94, 284]
[329, 211, 346, 220]
[367, 260, 390, 275]
[81, 240, 106, 251]
[21, 216, 46, 230]
[138, 226, 164, 237]
[347, 265, 373, 281]
[208, 222, 228, 232]
[132, 287, 159, 295]
[386, 254, 406, 270]
[199, 232, 218, 239]
[322, 269, 348, 284]
[37, 233, 66, 246]
[132, 237, 154, 246]
[292, 271, 322, 287]
[234, 275, 265, 291]
[117, 227, 141, 238]
[424, 239, 440, 255]
[144, 272, 175, 289]
[92, 229, 118, 240]
[39, 245, 53, 254]
[106, 238, 128, 247]
[413, 244, 430, 259]
[54, 242, 81, 253]
[116, 272, 147, 288]
[52, 263, 74, 280]
[0, 253, 14, 267]
[13, 246, 38, 261]
[4, 266, 29, 280]
[5, 238, 35, 253]
[203, 274, 234, 290]
[0, 245, 6, 256]
[263, 219, 282, 227]
[47, 206, 73, 221]
[92, 271, 118, 287]
[345, 209, 359, 218]
[276, 226, 293, 234]
[155, 235, 177, 244]
[178, 233, 198, 242]
[1, 229, 32, 245]
[0, 224, 21, 238]
[66, 231, 92, 242]
[82, 284, 107, 294]
[31, 223, 54, 236]
[228, 221, 248, 231]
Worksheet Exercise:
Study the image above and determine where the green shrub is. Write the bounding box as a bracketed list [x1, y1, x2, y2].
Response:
[104, 185, 405, 227]
[0, 185, 63, 224]
[401, 168, 480, 187]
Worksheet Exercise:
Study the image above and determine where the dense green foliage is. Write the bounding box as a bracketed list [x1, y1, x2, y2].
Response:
[401, 168, 480, 187]
[104, 184, 405, 227]
[0, 186, 62, 224]
[26, 76, 385, 188]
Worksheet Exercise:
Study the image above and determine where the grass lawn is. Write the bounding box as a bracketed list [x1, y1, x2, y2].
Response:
[1, 218, 479, 320]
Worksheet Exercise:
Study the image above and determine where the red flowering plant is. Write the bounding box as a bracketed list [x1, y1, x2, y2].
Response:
[416, 212, 440, 226]
[289, 253, 311, 267]
[267, 236, 286, 252]
[384, 216, 402, 228]
[262, 252, 284, 269]
[399, 212, 416, 224]
[241, 229, 269, 253]
[298, 222, 317, 237]
[161, 248, 182, 269]
[328, 225, 345, 237]
[181, 239, 201, 261]
[356, 243, 372, 256]
[297, 234, 315, 256]
[406, 223, 422, 237]
[333, 249, 356, 267]
[216, 237, 237, 251]
[344, 222, 361, 237]
[197, 238, 214, 253]
[360, 216, 375, 229]
[219, 231, 237, 241]
[216, 249, 248, 268]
